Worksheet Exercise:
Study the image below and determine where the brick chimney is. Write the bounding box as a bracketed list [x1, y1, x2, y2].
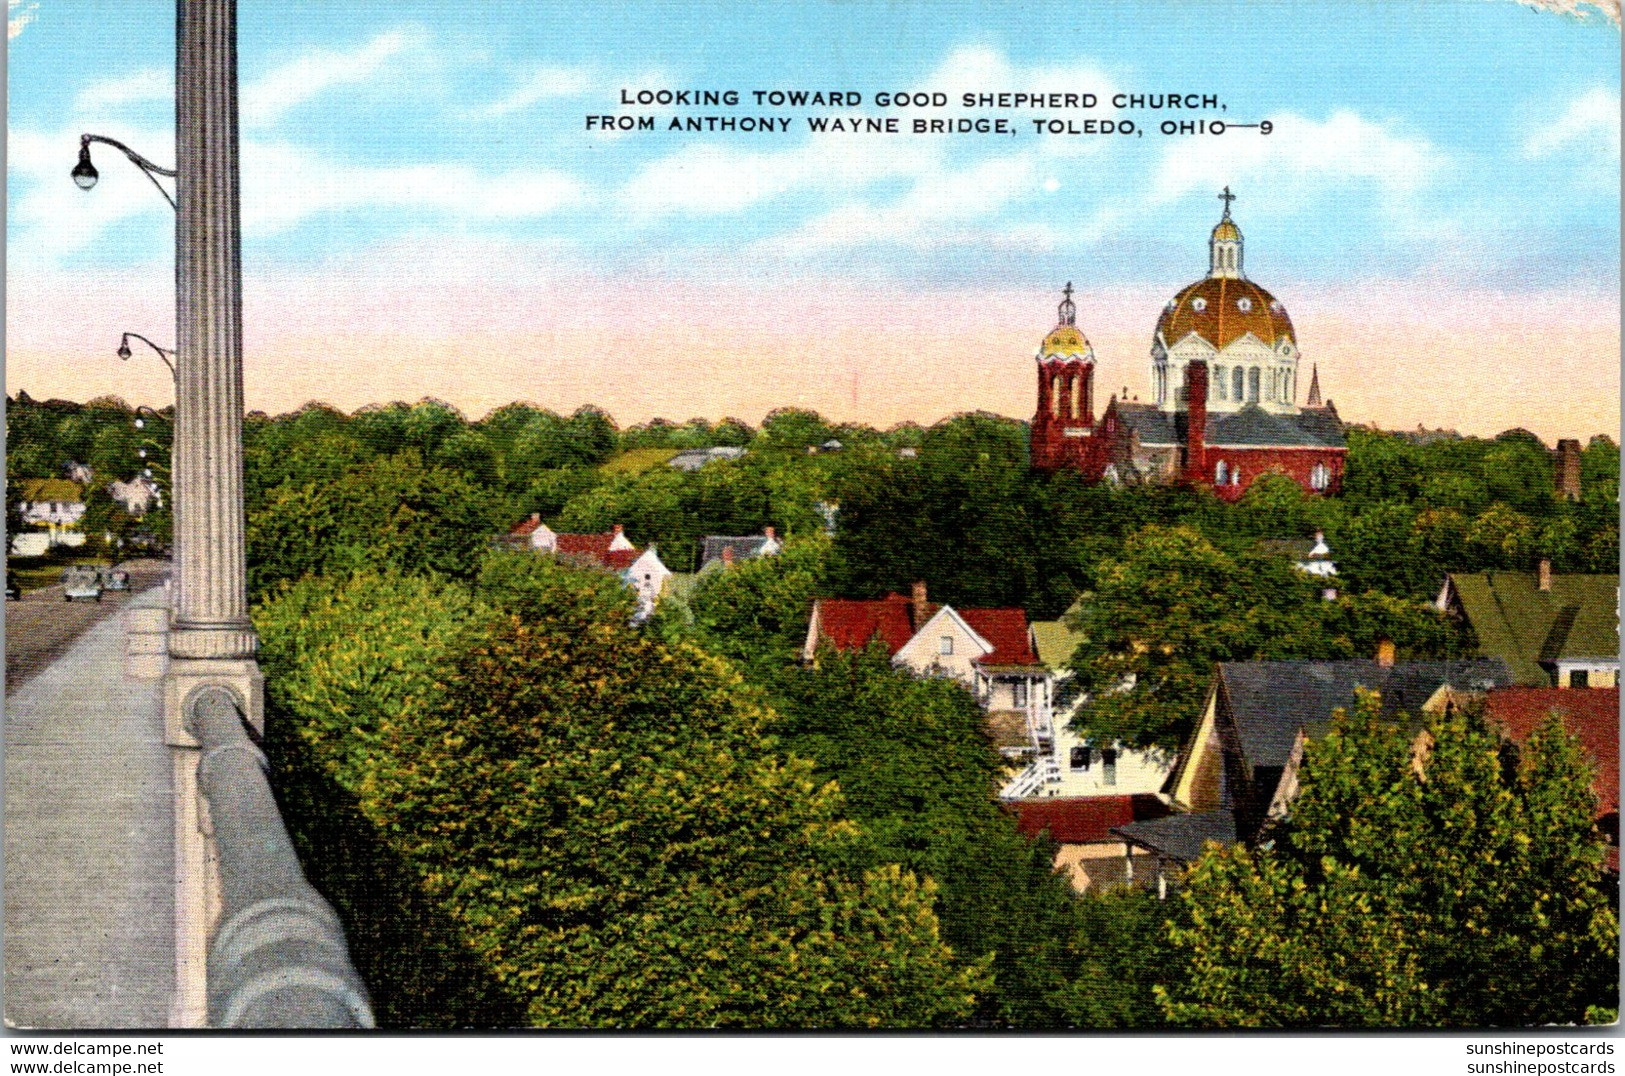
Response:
[1555, 439, 1582, 501]
[911, 581, 929, 632]
[1538, 558, 1553, 592]
[721, 546, 734, 567]
[1376, 638, 1396, 668]
[1183, 360, 1209, 483]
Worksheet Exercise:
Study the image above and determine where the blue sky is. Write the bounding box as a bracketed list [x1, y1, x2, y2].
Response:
[6, 1, 1620, 436]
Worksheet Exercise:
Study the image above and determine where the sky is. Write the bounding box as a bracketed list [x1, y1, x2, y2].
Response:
[6, 0, 1620, 442]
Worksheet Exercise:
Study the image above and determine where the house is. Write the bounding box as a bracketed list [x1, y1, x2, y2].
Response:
[1006, 611, 1173, 800]
[1436, 564, 1619, 688]
[1113, 656, 1513, 896]
[1254, 530, 1337, 599]
[12, 478, 88, 555]
[503, 515, 672, 621]
[1006, 794, 1171, 892]
[802, 582, 1050, 737]
[698, 527, 781, 571]
[1484, 687, 1619, 872]
[667, 445, 748, 472]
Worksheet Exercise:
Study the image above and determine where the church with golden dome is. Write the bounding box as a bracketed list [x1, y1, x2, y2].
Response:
[1030, 189, 1347, 500]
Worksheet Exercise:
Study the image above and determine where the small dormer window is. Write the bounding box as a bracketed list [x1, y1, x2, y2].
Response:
[1270, 300, 1283, 313]
[939, 636, 954, 656]
[1236, 297, 1252, 312]
[1191, 297, 1207, 312]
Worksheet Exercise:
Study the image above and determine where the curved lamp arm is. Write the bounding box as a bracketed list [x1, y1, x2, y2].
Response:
[119, 333, 178, 383]
[74, 134, 177, 210]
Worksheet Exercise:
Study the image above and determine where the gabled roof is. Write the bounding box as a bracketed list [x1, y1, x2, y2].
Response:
[20, 478, 83, 503]
[1485, 687, 1619, 817]
[814, 594, 927, 656]
[1010, 794, 1171, 845]
[700, 534, 776, 567]
[1029, 617, 1082, 670]
[1218, 658, 1515, 770]
[1113, 809, 1237, 862]
[507, 516, 544, 539]
[960, 608, 1041, 667]
[1446, 572, 1619, 684]
[1112, 402, 1346, 450]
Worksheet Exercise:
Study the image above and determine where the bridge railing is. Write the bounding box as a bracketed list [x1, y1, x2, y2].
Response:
[186, 686, 374, 1028]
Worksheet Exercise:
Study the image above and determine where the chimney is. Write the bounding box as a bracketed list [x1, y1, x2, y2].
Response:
[1538, 558, 1553, 592]
[530, 512, 540, 523]
[1555, 439, 1582, 501]
[763, 526, 776, 540]
[1376, 638, 1396, 668]
[612, 524, 623, 536]
[721, 546, 734, 567]
[911, 581, 929, 632]
[1183, 360, 1208, 483]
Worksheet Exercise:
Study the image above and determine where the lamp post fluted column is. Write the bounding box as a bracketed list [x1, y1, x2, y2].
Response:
[164, 0, 262, 1028]
[169, 0, 256, 665]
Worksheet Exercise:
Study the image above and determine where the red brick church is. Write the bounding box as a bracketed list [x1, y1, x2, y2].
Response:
[1030, 190, 1347, 501]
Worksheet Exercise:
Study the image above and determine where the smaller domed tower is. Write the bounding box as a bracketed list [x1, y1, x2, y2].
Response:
[1031, 283, 1108, 474]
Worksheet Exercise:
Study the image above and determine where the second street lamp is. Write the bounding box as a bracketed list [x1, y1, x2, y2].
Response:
[73, 134, 177, 210]
[119, 332, 178, 385]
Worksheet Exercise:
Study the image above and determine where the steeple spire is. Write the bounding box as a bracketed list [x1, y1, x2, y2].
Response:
[1058, 281, 1076, 327]
[1305, 363, 1323, 407]
[1208, 188, 1244, 279]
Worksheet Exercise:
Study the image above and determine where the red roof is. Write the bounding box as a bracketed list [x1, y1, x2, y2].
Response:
[549, 531, 643, 571]
[1009, 794, 1171, 845]
[507, 516, 543, 539]
[960, 608, 1040, 666]
[815, 595, 924, 656]
[1485, 688, 1619, 817]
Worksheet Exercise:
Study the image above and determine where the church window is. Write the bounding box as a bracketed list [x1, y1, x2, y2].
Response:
[1310, 463, 1330, 490]
[1248, 367, 1261, 402]
[1070, 746, 1091, 771]
[1232, 367, 1244, 399]
[1191, 297, 1207, 312]
[1070, 373, 1080, 419]
[1231, 466, 1242, 486]
[1215, 460, 1229, 484]
[1237, 297, 1252, 313]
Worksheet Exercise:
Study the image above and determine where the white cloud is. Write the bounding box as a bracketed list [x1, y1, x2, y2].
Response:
[1151, 110, 1443, 206]
[240, 141, 585, 235]
[74, 68, 173, 113]
[9, 0, 37, 40]
[478, 65, 594, 118]
[1523, 87, 1621, 160]
[242, 26, 429, 128]
[8, 124, 177, 260]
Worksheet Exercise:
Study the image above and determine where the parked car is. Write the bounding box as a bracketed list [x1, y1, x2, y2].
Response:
[100, 568, 131, 591]
[60, 565, 103, 602]
[5, 574, 21, 601]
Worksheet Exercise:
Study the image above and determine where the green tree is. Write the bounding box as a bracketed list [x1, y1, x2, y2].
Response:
[1067, 526, 1315, 751]
[1160, 696, 1618, 1027]
[688, 535, 836, 671]
[258, 557, 985, 1028]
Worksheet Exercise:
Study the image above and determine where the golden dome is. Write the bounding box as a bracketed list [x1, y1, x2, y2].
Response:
[1156, 277, 1294, 351]
[1043, 325, 1092, 356]
[1211, 218, 1241, 243]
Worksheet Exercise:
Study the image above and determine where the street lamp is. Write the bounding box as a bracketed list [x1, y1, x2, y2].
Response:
[72, 134, 177, 210]
[118, 332, 178, 384]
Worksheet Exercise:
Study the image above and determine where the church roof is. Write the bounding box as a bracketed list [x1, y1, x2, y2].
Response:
[1113, 402, 1346, 450]
[1157, 276, 1295, 351]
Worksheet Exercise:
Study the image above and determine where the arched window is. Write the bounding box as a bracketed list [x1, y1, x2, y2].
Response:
[1248, 367, 1261, 402]
[1232, 367, 1244, 400]
[1069, 373, 1080, 419]
[1310, 462, 1329, 490]
[1215, 460, 1229, 484]
[1049, 370, 1060, 416]
[1215, 365, 1226, 400]
[1231, 465, 1242, 486]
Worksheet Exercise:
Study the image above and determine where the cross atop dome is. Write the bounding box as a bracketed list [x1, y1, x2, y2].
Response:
[1058, 282, 1076, 327]
[1209, 187, 1244, 279]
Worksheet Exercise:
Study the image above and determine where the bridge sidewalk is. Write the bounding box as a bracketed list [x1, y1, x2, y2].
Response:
[4, 587, 174, 1029]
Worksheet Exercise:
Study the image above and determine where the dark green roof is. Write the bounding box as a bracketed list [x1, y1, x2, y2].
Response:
[1448, 572, 1619, 685]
